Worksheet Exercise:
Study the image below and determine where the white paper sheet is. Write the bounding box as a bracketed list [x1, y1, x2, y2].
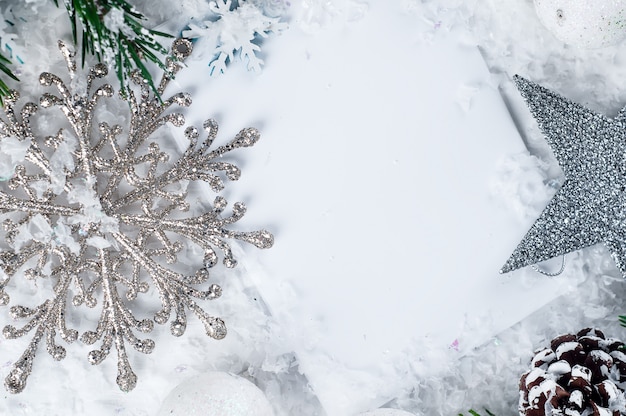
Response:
[176, 4, 574, 414]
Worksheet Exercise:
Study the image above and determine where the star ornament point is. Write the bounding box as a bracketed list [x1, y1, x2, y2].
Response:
[502, 75, 626, 277]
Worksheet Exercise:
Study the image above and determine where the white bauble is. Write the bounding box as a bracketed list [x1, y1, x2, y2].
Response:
[157, 372, 274, 416]
[534, 0, 626, 48]
[357, 410, 416, 416]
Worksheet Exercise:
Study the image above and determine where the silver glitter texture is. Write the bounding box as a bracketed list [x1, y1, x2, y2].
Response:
[502, 75, 626, 277]
[0, 39, 273, 393]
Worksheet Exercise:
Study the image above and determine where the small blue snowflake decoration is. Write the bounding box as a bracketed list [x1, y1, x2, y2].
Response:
[183, 0, 287, 75]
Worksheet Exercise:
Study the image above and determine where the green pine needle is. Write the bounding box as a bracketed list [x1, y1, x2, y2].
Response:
[619, 315, 626, 328]
[0, 51, 19, 106]
[458, 410, 496, 416]
[0, 1, 173, 106]
[55, 0, 173, 100]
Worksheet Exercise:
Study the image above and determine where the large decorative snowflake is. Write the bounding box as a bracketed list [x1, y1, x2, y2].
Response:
[0, 38, 273, 393]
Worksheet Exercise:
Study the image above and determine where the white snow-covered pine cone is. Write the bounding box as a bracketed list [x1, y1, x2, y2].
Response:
[519, 328, 626, 416]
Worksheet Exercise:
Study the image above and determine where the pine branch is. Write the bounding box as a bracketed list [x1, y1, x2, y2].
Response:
[0, 50, 19, 106]
[458, 410, 496, 416]
[53, 0, 173, 100]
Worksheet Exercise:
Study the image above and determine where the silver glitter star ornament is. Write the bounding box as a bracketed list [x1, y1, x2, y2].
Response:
[0, 39, 273, 393]
[502, 75, 626, 277]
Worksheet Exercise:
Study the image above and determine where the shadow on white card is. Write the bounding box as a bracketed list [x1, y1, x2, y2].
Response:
[176, 4, 574, 415]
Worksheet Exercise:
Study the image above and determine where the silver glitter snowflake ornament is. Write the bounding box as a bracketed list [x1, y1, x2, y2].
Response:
[501, 75, 626, 277]
[0, 38, 273, 393]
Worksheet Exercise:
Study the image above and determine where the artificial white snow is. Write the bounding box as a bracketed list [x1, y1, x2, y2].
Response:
[490, 152, 553, 222]
[569, 390, 583, 409]
[608, 383, 626, 414]
[66, 176, 120, 236]
[531, 348, 556, 369]
[0, 2, 66, 86]
[571, 364, 593, 382]
[250, 0, 290, 18]
[546, 359, 570, 376]
[611, 350, 626, 363]
[85, 236, 112, 249]
[555, 341, 581, 360]
[589, 349, 614, 377]
[29, 180, 49, 200]
[297, 0, 369, 33]
[3, 0, 626, 415]
[18, 0, 48, 13]
[528, 379, 557, 406]
[0, 136, 30, 180]
[357, 409, 417, 416]
[48, 133, 77, 194]
[52, 221, 80, 255]
[534, 0, 626, 49]
[525, 367, 548, 387]
[601, 380, 619, 400]
[106, 7, 140, 43]
[13, 213, 52, 250]
[103, 8, 133, 39]
[69, 72, 89, 101]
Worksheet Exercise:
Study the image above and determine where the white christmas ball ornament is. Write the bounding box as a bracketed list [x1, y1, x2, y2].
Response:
[534, 0, 626, 48]
[357, 410, 417, 416]
[157, 372, 274, 416]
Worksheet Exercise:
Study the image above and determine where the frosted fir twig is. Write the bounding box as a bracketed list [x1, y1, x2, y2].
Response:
[0, 6, 20, 105]
[53, 0, 173, 99]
